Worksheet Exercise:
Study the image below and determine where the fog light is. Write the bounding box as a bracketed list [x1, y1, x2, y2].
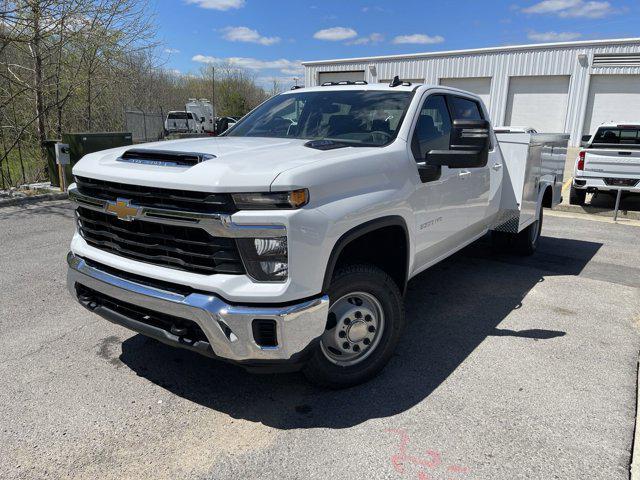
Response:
[237, 236, 288, 282]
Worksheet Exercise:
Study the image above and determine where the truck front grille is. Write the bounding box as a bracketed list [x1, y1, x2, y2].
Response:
[77, 207, 245, 275]
[75, 176, 237, 214]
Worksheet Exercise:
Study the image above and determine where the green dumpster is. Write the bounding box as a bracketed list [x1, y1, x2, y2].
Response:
[60, 132, 133, 185]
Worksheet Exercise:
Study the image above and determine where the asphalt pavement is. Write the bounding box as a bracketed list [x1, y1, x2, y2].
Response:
[1, 200, 639, 480]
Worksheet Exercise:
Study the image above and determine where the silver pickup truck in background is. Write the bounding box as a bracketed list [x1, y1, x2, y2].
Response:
[571, 123, 640, 205]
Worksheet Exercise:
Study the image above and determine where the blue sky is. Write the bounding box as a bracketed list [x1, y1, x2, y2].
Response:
[154, 0, 640, 88]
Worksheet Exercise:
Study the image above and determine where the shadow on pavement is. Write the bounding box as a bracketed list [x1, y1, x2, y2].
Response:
[119, 235, 601, 430]
[587, 191, 640, 212]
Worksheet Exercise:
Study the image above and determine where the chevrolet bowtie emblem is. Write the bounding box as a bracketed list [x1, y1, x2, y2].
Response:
[106, 199, 139, 221]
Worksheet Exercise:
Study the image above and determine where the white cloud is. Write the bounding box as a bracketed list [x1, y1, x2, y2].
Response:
[185, 0, 245, 11]
[192, 54, 302, 75]
[527, 30, 582, 41]
[313, 27, 358, 41]
[164, 48, 180, 54]
[221, 26, 280, 46]
[347, 32, 384, 45]
[392, 34, 444, 45]
[361, 6, 385, 13]
[522, 0, 613, 18]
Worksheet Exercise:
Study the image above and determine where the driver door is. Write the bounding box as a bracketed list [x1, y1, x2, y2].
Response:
[410, 94, 468, 270]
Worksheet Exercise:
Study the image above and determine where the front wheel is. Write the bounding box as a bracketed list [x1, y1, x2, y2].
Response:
[303, 264, 405, 389]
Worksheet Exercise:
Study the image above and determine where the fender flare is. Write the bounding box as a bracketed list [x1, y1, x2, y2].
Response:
[322, 215, 410, 293]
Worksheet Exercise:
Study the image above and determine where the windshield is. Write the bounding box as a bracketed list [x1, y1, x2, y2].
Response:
[226, 90, 413, 147]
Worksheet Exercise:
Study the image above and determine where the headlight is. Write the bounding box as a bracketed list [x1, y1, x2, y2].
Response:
[232, 189, 309, 210]
[237, 237, 288, 282]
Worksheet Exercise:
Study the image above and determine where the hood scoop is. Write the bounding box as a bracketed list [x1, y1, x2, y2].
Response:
[117, 148, 216, 167]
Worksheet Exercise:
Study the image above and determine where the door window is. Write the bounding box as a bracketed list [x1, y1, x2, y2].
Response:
[411, 95, 452, 160]
[449, 96, 483, 120]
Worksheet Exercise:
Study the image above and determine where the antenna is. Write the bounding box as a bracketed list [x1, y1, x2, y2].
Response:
[389, 76, 402, 87]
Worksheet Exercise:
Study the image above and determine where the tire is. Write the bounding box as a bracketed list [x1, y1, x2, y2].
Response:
[569, 185, 586, 206]
[515, 206, 543, 256]
[303, 264, 405, 389]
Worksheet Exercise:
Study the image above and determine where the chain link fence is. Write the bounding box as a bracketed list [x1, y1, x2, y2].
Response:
[125, 110, 166, 143]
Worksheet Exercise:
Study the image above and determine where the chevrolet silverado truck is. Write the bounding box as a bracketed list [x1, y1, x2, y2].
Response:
[570, 123, 640, 205]
[67, 79, 566, 388]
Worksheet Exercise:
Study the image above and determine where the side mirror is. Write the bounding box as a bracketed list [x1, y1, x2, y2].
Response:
[425, 119, 490, 169]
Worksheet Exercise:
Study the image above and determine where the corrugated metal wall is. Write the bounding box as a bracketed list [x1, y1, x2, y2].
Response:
[304, 41, 640, 146]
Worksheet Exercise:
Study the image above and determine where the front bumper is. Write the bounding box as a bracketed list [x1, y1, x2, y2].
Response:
[67, 253, 329, 366]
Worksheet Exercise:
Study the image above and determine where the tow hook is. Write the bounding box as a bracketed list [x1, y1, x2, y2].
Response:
[170, 324, 188, 337]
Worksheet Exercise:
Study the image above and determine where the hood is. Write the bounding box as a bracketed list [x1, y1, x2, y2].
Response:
[72, 136, 368, 192]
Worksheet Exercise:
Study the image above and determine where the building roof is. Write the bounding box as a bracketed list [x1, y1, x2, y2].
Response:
[302, 37, 640, 66]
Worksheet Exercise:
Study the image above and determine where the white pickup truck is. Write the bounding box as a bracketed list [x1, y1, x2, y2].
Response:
[67, 80, 567, 388]
[571, 123, 640, 205]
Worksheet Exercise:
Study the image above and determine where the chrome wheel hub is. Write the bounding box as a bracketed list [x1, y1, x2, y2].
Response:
[320, 291, 384, 366]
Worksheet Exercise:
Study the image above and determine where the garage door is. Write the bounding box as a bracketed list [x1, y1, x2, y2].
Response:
[583, 75, 640, 135]
[318, 71, 365, 84]
[439, 77, 492, 108]
[504, 76, 570, 133]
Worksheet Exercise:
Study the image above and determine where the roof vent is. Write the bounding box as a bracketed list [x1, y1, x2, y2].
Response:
[593, 53, 640, 67]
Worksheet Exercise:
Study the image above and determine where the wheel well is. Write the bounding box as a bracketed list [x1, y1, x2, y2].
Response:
[542, 185, 553, 208]
[324, 221, 409, 294]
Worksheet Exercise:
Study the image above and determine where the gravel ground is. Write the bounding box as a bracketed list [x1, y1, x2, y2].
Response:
[1, 201, 639, 480]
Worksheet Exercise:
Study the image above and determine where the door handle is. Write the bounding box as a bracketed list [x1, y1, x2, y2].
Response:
[492, 163, 503, 170]
[458, 170, 471, 177]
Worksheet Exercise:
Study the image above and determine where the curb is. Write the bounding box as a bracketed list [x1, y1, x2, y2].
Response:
[554, 202, 640, 221]
[0, 192, 68, 208]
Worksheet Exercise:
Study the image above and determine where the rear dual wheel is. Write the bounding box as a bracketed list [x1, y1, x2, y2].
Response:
[303, 264, 405, 389]
[491, 207, 543, 256]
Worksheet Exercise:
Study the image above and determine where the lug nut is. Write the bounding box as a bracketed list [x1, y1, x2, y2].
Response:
[338, 331, 346, 338]
[353, 345, 360, 353]
[344, 318, 351, 325]
[342, 342, 350, 350]
[355, 311, 362, 319]
[363, 338, 371, 345]
[368, 325, 376, 333]
[365, 315, 372, 322]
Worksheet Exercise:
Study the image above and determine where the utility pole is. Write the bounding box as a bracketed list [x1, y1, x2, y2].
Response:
[211, 65, 216, 118]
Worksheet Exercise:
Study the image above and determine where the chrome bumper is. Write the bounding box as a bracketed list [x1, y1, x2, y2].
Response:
[67, 253, 329, 363]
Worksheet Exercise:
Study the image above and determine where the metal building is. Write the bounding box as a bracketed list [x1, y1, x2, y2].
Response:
[302, 38, 640, 146]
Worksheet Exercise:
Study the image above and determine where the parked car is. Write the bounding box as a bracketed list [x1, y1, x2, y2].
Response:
[164, 111, 199, 134]
[67, 80, 566, 388]
[571, 123, 640, 205]
[215, 116, 238, 135]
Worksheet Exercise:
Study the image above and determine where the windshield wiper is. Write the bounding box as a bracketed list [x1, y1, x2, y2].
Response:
[304, 139, 352, 150]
